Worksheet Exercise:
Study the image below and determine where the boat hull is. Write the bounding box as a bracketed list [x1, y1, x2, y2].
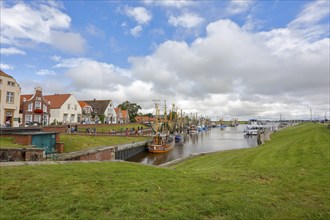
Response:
[148, 138, 175, 153]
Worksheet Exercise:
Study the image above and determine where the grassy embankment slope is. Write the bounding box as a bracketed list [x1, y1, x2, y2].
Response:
[0, 134, 150, 153]
[0, 123, 329, 219]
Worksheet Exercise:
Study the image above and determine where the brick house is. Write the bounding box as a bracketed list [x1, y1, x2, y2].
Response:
[20, 86, 51, 126]
[0, 70, 21, 127]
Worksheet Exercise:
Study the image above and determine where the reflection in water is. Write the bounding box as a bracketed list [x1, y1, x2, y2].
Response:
[128, 125, 259, 165]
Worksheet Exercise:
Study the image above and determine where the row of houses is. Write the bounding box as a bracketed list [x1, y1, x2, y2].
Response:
[0, 70, 129, 127]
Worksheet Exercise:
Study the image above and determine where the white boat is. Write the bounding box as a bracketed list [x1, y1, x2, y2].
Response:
[188, 125, 198, 134]
[244, 125, 265, 135]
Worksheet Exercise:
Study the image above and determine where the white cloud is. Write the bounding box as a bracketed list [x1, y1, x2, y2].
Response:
[128, 18, 329, 119]
[122, 6, 152, 37]
[144, 0, 194, 8]
[62, 59, 132, 90]
[289, 0, 330, 28]
[0, 63, 14, 70]
[0, 47, 26, 55]
[130, 25, 143, 37]
[1, 2, 85, 54]
[86, 24, 105, 38]
[50, 31, 86, 54]
[51, 55, 62, 62]
[169, 12, 204, 28]
[259, 0, 329, 58]
[53, 57, 91, 68]
[124, 6, 152, 25]
[35, 69, 56, 76]
[227, 0, 254, 15]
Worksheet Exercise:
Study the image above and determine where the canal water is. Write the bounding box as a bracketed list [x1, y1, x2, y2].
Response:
[128, 124, 258, 165]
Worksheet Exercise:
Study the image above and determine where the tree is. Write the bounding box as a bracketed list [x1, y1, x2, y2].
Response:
[118, 101, 142, 122]
[144, 113, 153, 118]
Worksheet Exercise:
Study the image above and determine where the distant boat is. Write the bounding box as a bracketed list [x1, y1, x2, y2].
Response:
[188, 124, 198, 134]
[175, 133, 183, 143]
[244, 125, 265, 135]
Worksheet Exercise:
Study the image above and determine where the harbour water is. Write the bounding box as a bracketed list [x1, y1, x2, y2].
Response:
[128, 124, 259, 165]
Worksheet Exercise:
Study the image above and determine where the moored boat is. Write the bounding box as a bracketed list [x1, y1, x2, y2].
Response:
[148, 133, 175, 153]
[148, 101, 176, 153]
[188, 124, 198, 134]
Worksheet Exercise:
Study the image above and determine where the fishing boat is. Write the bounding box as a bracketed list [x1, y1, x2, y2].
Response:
[148, 101, 175, 153]
[188, 124, 198, 134]
[148, 133, 175, 153]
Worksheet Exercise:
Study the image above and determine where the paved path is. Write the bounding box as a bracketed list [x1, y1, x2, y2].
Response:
[0, 160, 124, 167]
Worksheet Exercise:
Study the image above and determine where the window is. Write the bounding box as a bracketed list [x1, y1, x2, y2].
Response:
[35, 101, 41, 109]
[43, 104, 47, 113]
[67, 104, 71, 110]
[34, 115, 41, 123]
[7, 81, 15, 86]
[28, 103, 33, 111]
[25, 115, 32, 125]
[6, 92, 14, 103]
[84, 107, 91, 114]
[63, 114, 68, 122]
[70, 114, 75, 122]
[74, 105, 77, 110]
[43, 115, 48, 125]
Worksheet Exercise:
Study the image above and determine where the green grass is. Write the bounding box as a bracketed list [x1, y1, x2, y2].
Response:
[60, 135, 151, 153]
[0, 137, 30, 148]
[0, 123, 329, 219]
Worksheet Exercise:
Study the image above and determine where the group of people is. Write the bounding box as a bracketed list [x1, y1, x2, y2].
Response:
[66, 124, 78, 134]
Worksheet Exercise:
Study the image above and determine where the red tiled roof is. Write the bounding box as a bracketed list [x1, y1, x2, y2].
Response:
[44, 94, 71, 109]
[122, 110, 128, 118]
[20, 95, 33, 103]
[78, 101, 91, 108]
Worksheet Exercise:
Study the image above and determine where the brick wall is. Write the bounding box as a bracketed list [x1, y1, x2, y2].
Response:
[42, 126, 66, 133]
[0, 148, 44, 161]
[12, 135, 31, 145]
[77, 149, 115, 160]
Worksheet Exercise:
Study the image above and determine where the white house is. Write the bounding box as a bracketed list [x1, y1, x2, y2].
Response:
[0, 70, 21, 127]
[82, 99, 117, 124]
[44, 94, 82, 124]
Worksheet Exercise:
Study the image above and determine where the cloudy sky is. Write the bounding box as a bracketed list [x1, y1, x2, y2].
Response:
[1, 0, 329, 120]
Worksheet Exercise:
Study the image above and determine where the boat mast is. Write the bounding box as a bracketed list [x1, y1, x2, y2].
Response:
[163, 100, 168, 134]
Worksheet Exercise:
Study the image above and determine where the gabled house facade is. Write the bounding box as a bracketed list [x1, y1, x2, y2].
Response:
[20, 86, 51, 126]
[83, 99, 117, 124]
[44, 94, 82, 124]
[0, 70, 21, 127]
[78, 101, 93, 124]
[115, 107, 129, 123]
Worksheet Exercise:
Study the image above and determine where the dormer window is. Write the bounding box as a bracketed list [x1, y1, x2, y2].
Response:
[35, 101, 41, 109]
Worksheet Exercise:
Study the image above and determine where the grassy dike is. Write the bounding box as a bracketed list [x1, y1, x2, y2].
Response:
[0, 123, 329, 219]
